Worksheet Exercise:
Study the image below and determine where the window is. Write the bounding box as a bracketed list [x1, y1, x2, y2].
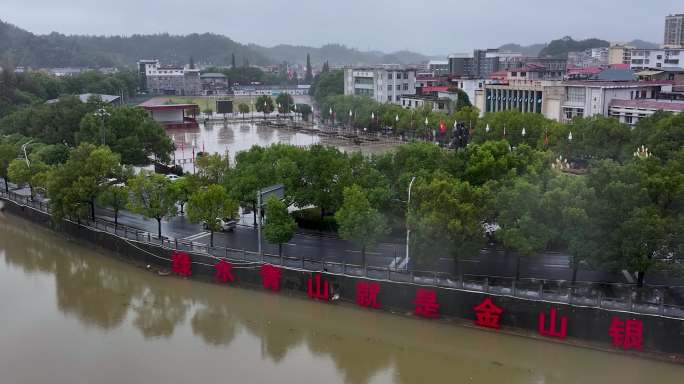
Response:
[387, 95, 391, 102]
[387, 84, 392, 91]
[388, 73, 393, 80]
[403, 99, 406, 106]
[396, 95, 400, 101]
[403, 83, 408, 91]
[626, 116, 633, 124]
[520, 72, 527, 77]
[396, 85, 401, 91]
[404, 72, 409, 79]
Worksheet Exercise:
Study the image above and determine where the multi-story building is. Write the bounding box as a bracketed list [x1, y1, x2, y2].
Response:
[474, 74, 565, 121]
[137, 59, 201, 96]
[427, 60, 449, 76]
[610, 99, 684, 126]
[664, 14, 684, 48]
[343, 67, 417, 104]
[560, 80, 672, 122]
[608, 43, 635, 65]
[630, 48, 684, 70]
[568, 48, 609, 68]
[200, 73, 229, 95]
[448, 49, 505, 79]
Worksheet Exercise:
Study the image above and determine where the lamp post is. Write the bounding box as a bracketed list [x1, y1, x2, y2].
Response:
[329, 107, 334, 129]
[406, 176, 416, 270]
[94, 107, 110, 146]
[349, 109, 353, 131]
[395, 114, 399, 138]
[263, 101, 267, 120]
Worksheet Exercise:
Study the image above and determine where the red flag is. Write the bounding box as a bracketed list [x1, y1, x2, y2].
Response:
[439, 121, 446, 134]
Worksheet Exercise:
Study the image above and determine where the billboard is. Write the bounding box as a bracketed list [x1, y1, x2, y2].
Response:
[216, 100, 233, 114]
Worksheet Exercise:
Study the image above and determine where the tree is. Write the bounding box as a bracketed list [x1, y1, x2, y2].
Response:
[409, 175, 488, 271]
[47, 144, 121, 221]
[295, 145, 349, 219]
[0, 142, 18, 192]
[335, 185, 389, 267]
[305, 53, 313, 83]
[495, 178, 552, 280]
[310, 70, 343, 104]
[97, 184, 128, 227]
[237, 103, 250, 118]
[231, 53, 236, 69]
[195, 153, 230, 185]
[255, 95, 274, 115]
[7, 158, 49, 199]
[127, 171, 178, 239]
[77, 106, 174, 165]
[294, 104, 312, 121]
[263, 196, 297, 257]
[186, 185, 238, 247]
[275, 93, 294, 113]
[167, 175, 199, 215]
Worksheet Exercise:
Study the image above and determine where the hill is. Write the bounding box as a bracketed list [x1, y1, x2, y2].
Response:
[627, 39, 660, 49]
[538, 36, 610, 58]
[0, 20, 429, 69]
[498, 43, 546, 57]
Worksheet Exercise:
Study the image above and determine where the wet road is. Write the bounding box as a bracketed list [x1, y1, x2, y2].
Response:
[2, 212, 683, 384]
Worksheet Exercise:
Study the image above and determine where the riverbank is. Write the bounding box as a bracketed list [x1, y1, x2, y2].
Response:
[2, 192, 684, 365]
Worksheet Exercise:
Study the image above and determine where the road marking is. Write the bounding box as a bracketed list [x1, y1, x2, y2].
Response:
[543, 264, 568, 269]
[344, 249, 382, 255]
[184, 231, 210, 241]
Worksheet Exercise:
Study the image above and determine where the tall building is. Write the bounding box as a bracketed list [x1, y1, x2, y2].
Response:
[608, 43, 635, 65]
[664, 14, 684, 48]
[448, 49, 502, 78]
[343, 66, 417, 104]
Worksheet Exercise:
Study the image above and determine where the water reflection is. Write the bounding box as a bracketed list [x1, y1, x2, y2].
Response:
[1, 213, 683, 384]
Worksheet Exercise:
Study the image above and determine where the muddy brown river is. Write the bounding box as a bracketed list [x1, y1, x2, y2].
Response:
[1, 212, 682, 384]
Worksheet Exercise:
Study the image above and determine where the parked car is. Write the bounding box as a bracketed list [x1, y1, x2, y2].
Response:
[203, 218, 237, 232]
[165, 174, 181, 182]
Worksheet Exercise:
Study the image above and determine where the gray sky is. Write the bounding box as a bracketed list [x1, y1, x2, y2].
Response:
[2, 0, 681, 54]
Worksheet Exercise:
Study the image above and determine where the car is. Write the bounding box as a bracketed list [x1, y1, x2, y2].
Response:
[203, 218, 237, 232]
[165, 174, 181, 182]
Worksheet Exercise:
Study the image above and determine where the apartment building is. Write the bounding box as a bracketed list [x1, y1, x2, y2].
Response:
[343, 67, 417, 104]
[664, 14, 684, 48]
[138, 59, 201, 96]
[630, 48, 684, 70]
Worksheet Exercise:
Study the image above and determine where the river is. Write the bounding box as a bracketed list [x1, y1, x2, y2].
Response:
[1, 212, 682, 384]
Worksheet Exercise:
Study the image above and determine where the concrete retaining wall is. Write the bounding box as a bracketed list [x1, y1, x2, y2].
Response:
[3, 198, 683, 360]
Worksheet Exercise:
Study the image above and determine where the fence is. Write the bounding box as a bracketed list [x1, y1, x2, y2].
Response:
[2, 188, 684, 319]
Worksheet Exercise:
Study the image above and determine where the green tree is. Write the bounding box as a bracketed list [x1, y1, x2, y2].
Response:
[186, 185, 238, 247]
[231, 53, 236, 69]
[7, 158, 49, 199]
[409, 175, 488, 271]
[77, 106, 174, 165]
[167, 175, 199, 215]
[275, 93, 294, 113]
[97, 184, 129, 227]
[47, 144, 121, 221]
[195, 153, 231, 185]
[0, 142, 18, 192]
[496, 178, 553, 280]
[255, 95, 274, 115]
[127, 171, 178, 239]
[237, 102, 250, 118]
[335, 185, 389, 267]
[296, 145, 349, 219]
[310, 70, 343, 104]
[263, 196, 297, 256]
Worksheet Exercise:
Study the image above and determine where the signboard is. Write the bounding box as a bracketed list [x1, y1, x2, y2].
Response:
[258, 184, 285, 206]
[216, 100, 233, 114]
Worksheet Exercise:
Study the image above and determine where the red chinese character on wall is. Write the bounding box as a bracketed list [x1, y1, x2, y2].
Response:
[538, 308, 568, 339]
[214, 259, 235, 283]
[260, 264, 281, 292]
[474, 297, 503, 329]
[414, 288, 439, 318]
[171, 251, 192, 277]
[356, 281, 380, 309]
[307, 273, 329, 300]
[609, 317, 644, 350]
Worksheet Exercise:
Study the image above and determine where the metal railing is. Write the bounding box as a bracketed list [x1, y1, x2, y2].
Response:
[2, 188, 684, 319]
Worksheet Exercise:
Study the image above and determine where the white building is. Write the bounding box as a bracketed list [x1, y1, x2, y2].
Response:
[561, 80, 673, 122]
[344, 67, 417, 105]
[610, 99, 684, 126]
[137, 59, 201, 95]
[630, 48, 684, 71]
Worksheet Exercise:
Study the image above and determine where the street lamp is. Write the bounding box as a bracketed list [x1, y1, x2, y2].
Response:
[568, 131, 573, 141]
[94, 107, 110, 146]
[406, 176, 416, 270]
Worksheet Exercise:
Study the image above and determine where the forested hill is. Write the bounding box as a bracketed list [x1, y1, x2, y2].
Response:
[0, 20, 430, 69]
[538, 36, 610, 58]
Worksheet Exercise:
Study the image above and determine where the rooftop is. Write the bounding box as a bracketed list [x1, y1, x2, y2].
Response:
[200, 72, 227, 78]
[46, 93, 120, 104]
[563, 80, 672, 87]
[610, 99, 684, 112]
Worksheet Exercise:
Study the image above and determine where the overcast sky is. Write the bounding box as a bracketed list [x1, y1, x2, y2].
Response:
[2, 0, 681, 54]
